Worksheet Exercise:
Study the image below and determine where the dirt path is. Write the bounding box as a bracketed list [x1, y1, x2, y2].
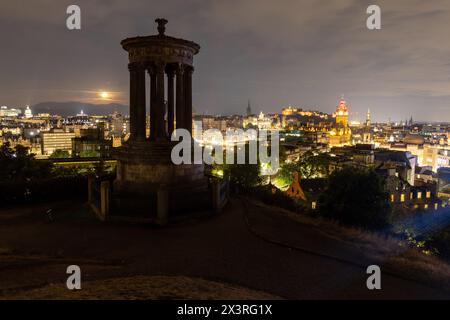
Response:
[0, 199, 449, 299]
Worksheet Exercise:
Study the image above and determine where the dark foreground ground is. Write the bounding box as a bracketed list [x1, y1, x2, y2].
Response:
[1, 198, 450, 299]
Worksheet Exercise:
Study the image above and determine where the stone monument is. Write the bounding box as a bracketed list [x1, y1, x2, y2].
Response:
[107, 19, 222, 224]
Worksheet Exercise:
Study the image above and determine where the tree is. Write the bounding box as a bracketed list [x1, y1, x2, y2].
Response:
[209, 143, 262, 190]
[274, 151, 330, 188]
[297, 151, 330, 179]
[50, 149, 70, 159]
[0, 142, 53, 181]
[274, 162, 298, 188]
[211, 159, 262, 190]
[317, 167, 391, 230]
[225, 162, 261, 189]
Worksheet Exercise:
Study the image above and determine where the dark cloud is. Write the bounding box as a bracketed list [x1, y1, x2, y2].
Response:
[1, 0, 450, 121]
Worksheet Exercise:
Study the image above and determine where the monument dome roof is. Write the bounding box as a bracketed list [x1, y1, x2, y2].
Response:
[121, 19, 200, 66]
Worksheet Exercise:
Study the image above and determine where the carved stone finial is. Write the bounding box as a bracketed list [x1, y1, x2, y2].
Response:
[155, 18, 168, 36]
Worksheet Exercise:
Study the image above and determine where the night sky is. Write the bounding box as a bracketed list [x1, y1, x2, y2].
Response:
[1, 0, 450, 122]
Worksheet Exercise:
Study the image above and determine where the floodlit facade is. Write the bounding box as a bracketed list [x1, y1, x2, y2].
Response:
[40, 129, 75, 156]
[329, 97, 352, 147]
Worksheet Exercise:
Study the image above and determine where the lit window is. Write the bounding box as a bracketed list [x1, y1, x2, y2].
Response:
[435, 203, 438, 210]
[400, 194, 405, 202]
[414, 204, 419, 209]
[424, 204, 429, 210]
[410, 192, 413, 200]
[417, 192, 422, 199]
[311, 202, 317, 210]
[390, 194, 395, 202]
[426, 191, 431, 199]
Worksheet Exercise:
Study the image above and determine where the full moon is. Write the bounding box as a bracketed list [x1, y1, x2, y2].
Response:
[99, 91, 110, 99]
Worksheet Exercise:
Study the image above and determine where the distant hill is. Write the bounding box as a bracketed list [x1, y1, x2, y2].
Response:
[31, 101, 129, 117]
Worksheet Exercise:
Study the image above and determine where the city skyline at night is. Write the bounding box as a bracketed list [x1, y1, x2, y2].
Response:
[1, 0, 450, 122]
[3, 0, 450, 305]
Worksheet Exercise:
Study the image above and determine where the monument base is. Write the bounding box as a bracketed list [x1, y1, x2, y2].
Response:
[106, 140, 216, 223]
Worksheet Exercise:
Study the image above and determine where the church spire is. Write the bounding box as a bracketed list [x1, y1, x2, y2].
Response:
[366, 108, 371, 127]
[246, 99, 252, 116]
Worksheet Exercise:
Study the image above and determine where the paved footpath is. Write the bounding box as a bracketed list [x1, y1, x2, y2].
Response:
[1, 198, 449, 299]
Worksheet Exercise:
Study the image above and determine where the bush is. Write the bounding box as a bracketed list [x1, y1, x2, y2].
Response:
[49, 149, 70, 159]
[0, 143, 90, 205]
[317, 167, 391, 230]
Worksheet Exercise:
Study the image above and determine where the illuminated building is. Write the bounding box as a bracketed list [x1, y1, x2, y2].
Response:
[0, 106, 21, 117]
[200, 116, 228, 132]
[329, 97, 352, 147]
[281, 106, 330, 123]
[243, 115, 256, 128]
[327, 144, 440, 211]
[0, 126, 21, 136]
[362, 109, 372, 143]
[387, 135, 450, 172]
[64, 110, 91, 125]
[243, 111, 274, 130]
[40, 129, 76, 156]
[334, 97, 349, 127]
[256, 112, 272, 129]
[438, 167, 450, 199]
[112, 136, 122, 147]
[72, 127, 112, 158]
[24, 106, 33, 119]
[281, 106, 299, 116]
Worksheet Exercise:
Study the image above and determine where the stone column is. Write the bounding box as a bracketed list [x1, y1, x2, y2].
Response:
[154, 62, 167, 141]
[136, 65, 146, 141]
[149, 67, 157, 141]
[184, 66, 193, 134]
[100, 180, 110, 221]
[128, 63, 138, 141]
[175, 64, 185, 130]
[167, 67, 175, 136]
